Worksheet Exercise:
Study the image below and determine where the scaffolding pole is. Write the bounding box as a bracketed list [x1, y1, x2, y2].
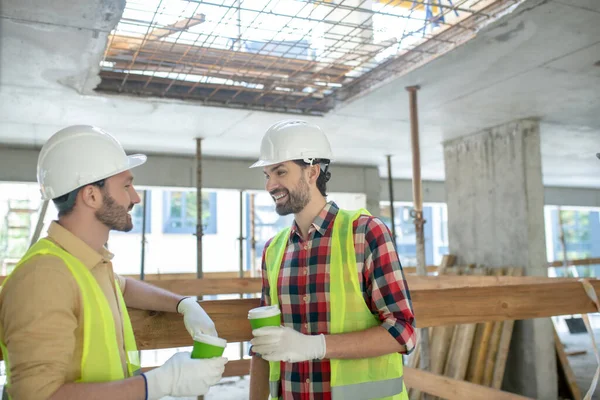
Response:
[29, 200, 49, 248]
[249, 193, 257, 276]
[238, 190, 245, 279]
[195, 138, 204, 281]
[406, 85, 430, 382]
[238, 190, 245, 362]
[386, 155, 397, 243]
[140, 190, 148, 281]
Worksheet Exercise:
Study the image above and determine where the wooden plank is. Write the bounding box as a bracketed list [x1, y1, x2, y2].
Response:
[1, 280, 599, 361]
[124, 271, 257, 281]
[491, 267, 523, 389]
[404, 367, 533, 400]
[130, 298, 260, 351]
[444, 267, 485, 381]
[554, 327, 582, 400]
[141, 358, 250, 378]
[145, 278, 262, 295]
[565, 350, 587, 357]
[406, 275, 578, 290]
[482, 268, 510, 386]
[412, 280, 600, 328]
[547, 257, 600, 268]
[0, 271, 584, 287]
[468, 268, 501, 384]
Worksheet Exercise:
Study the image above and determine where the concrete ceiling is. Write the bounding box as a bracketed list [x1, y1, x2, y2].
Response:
[1, 0, 599, 188]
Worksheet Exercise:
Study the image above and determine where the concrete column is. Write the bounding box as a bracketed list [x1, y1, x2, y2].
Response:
[443, 119, 557, 399]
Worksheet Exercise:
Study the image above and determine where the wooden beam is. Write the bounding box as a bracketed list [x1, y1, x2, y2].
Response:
[147, 13, 205, 41]
[1, 279, 599, 364]
[144, 277, 262, 296]
[0, 272, 582, 289]
[128, 279, 600, 351]
[547, 257, 600, 268]
[1, 279, 599, 356]
[405, 275, 577, 290]
[141, 360, 530, 399]
[124, 271, 257, 281]
[6, 258, 600, 285]
[129, 298, 260, 351]
[403, 367, 533, 400]
[143, 360, 532, 399]
[412, 280, 600, 328]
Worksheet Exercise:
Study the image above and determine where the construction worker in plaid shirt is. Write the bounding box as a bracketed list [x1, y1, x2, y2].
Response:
[248, 120, 416, 400]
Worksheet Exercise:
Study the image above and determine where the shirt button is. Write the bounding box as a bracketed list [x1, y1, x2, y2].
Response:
[304, 323, 308, 329]
[303, 269, 308, 275]
[303, 245, 308, 250]
[303, 296, 309, 303]
[306, 378, 310, 384]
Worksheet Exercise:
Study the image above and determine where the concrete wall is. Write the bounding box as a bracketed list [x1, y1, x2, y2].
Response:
[443, 119, 556, 398]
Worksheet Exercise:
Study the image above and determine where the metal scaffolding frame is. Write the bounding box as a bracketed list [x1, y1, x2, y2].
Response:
[97, 0, 523, 115]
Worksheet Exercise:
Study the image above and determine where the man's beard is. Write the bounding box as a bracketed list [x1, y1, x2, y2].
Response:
[274, 176, 311, 216]
[95, 191, 134, 232]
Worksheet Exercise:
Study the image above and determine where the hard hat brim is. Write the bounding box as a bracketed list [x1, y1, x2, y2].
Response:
[249, 159, 278, 168]
[92, 154, 148, 183]
[127, 154, 147, 170]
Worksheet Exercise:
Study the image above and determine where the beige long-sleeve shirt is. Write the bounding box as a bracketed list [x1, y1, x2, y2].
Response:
[0, 222, 128, 400]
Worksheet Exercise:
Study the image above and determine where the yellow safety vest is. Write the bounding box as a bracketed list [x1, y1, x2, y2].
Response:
[265, 208, 408, 400]
[0, 239, 140, 398]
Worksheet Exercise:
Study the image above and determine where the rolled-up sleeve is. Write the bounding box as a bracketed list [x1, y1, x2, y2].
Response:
[115, 272, 127, 293]
[0, 255, 79, 400]
[362, 217, 417, 354]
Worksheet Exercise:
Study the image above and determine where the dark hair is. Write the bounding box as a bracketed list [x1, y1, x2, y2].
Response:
[293, 159, 331, 197]
[53, 179, 106, 218]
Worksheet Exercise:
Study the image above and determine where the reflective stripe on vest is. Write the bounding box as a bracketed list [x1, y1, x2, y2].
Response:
[0, 239, 140, 398]
[265, 209, 408, 400]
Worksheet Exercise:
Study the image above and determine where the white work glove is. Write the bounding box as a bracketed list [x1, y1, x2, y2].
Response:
[251, 326, 326, 363]
[143, 352, 227, 400]
[177, 297, 218, 337]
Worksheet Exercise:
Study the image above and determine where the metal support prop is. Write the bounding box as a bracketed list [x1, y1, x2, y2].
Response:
[29, 200, 49, 248]
[195, 138, 204, 280]
[238, 190, 245, 362]
[249, 193, 257, 276]
[386, 155, 397, 243]
[406, 85, 431, 381]
[238, 190, 245, 279]
[140, 190, 148, 281]
[195, 138, 205, 400]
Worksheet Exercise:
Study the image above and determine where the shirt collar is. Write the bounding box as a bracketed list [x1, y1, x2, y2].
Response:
[289, 201, 339, 239]
[47, 221, 113, 270]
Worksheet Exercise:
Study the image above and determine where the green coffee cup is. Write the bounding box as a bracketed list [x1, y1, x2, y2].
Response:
[190, 333, 227, 359]
[248, 305, 281, 330]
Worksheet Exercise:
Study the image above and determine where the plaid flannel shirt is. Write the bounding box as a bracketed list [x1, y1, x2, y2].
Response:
[255, 202, 416, 400]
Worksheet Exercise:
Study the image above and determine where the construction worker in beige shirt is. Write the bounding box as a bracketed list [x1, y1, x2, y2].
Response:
[0, 125, 227, 400]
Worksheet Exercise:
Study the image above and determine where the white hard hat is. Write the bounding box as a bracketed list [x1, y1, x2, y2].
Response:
[249, 120, 333, 168]
[37, 125, 147, 200]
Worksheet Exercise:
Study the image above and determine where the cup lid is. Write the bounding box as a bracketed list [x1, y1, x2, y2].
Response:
[193, 333, 227, 348]
[248, 305, 281, 319]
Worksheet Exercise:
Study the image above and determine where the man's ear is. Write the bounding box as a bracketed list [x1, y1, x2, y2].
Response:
[308, 164, 320, 184]
[79, 185, 103, 210]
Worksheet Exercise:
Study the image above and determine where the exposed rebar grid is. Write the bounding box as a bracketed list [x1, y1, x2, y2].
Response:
[97, 0, 523, 114]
